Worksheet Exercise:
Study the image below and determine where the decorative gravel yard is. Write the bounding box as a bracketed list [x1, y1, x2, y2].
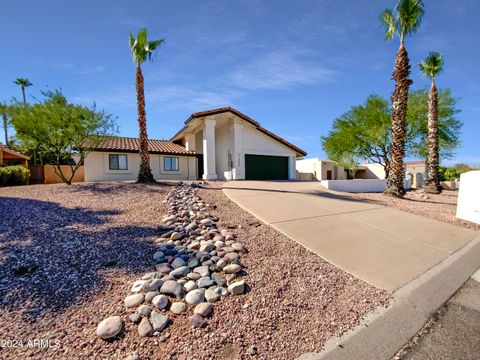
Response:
[0, 182, 390, 360]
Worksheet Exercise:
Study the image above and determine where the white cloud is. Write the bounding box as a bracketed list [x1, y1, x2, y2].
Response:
[72, 83, 241, 113]
[227, 48, 337, 90]
[74, 65, 107, 75]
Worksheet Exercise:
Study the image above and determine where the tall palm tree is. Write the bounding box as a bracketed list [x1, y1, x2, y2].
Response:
[14, 78, 33, 104]
[380, 0, 425, 197]
[420, 52, 444, 194]
[129, 28, 164, 183]
[0, 103, 9, 147]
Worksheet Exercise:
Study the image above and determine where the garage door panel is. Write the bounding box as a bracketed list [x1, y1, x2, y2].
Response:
[245, 154, 288, 180]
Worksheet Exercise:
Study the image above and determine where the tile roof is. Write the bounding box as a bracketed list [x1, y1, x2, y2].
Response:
[405, 160, 425, 165]
[172, 107, 307, 156]
[0, 145, 30, 160]
[90, 136, 195, 155]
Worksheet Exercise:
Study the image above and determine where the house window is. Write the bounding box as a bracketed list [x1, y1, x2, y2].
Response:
[164, 157, 179, 171]
[109, 154, 128, 170]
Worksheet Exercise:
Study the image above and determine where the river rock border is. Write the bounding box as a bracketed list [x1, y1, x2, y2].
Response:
[97, 183, 248, 339]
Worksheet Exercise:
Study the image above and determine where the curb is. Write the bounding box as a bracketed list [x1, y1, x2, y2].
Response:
[297, 233, 480, 360]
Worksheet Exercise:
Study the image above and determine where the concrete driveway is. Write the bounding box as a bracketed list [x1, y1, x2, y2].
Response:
[223, 181, 479, 291]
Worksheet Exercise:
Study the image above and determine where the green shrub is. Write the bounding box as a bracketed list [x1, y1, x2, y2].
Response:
[0, 166, 30, 186]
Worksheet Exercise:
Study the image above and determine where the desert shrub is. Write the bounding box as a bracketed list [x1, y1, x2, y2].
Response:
[0, 166, 30, 186]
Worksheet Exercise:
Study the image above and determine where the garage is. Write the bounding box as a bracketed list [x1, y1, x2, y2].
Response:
[245, 154, 289, 180]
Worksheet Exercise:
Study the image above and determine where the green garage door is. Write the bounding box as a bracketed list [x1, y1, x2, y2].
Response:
[245, 154, 289, 180]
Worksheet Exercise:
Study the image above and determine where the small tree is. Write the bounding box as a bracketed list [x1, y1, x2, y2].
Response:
[322, 91, 461, 178]
[10, 90, 116, 184]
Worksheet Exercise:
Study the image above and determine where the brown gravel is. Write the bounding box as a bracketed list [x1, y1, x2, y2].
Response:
[350, 189, 480, 231]
[0, 181, 390, 360]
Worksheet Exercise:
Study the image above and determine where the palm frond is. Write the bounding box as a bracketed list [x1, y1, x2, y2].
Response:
[129, 28, 164, 65]
[14, 78, 33, 87]
[396, 0, 425, 38]
[419, 52, 444, 79]
[380, 9, 397, 41]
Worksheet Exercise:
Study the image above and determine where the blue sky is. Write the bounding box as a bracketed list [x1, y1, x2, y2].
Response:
[1, 0, 479, 165]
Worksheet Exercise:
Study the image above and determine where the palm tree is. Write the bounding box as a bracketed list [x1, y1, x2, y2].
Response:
[420, 52, 444, 194]
[13, 78, 33, 104]
[129, 28, 164, 183]
[0, 103, 9, 147]
[380, 0, 425, 197]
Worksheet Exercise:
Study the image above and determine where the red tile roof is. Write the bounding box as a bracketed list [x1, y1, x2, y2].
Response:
[90, 136, 195, 155]
[0, 145, 30, 160]
[172, 107, 307, 156]
[405, 160, 425, 165]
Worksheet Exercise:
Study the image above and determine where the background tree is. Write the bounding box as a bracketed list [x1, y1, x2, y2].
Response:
[0, 102, 10, 146]
[13, 78, 33, 104]
[129, 28, 164, 183]
[419, 52, 444, 193]
[322, 91, 461, 178]
[380, 0, 425, 197]
[322, 95, 392, 177]
[10, 90, 116, 184]
[407, 89, 461, 160]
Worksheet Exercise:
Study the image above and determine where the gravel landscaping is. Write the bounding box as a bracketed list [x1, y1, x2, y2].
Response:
[0, 181, 390, 359]
[351, 189, 480, 231]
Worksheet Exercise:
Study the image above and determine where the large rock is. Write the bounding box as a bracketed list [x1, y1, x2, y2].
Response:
[170, 266, 190, 278]
[124, 293, 144, 308]
[223, 264, 241, 274]
[211, 273, 226, 287]
[170, 232, 183, 240]
[228, 280, 245, 295]
[185, 289, 205, 305]
[137, 304, 152, 317]
[96, 316, 123, 339]
[197, 277, 214, 288]
[152, 294, 169, 310]
[199, 243, 215, 252]
[160, 280, 184, 299]
[148, 279, 163, 291]
[193, 265, 210, 277]
[171, 257, 186, 269]
[189, 314, 207, 328]
[138, 317, 154, 337]
[205, 288, 220, 303]
[150, 311, 170, 332]
[170, 302, 187, 314]
[194, 302, 213, 317]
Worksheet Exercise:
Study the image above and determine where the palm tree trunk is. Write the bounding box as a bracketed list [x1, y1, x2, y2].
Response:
[135, 64, 155, 183]
[384, 43, 412, 198]
[22, 86, 26, 105]
[424, 81, 441, 194]
[2, 115, 8, 147]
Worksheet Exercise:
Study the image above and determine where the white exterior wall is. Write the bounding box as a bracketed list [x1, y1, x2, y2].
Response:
[84, 152, 196, 182]
[235, 121, 297, 180]
[215, 122, 235, 180]
[360, 163, 386, 179]
[296, 158, 347, 181]
[321, 179, 411, 193]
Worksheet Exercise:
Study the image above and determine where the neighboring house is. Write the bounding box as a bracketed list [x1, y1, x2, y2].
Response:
[0, 143, 29, 168]
[357, 160, 426, 189]
[405, 160, 426, 189]
[84, 107, 307, 182]
[296, 158, 348, 181]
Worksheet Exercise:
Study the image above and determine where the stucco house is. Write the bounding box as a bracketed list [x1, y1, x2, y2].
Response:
[84, 107, 307, 182]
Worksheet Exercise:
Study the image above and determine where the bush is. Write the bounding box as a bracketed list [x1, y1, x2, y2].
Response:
[0, 166, 30, 186]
